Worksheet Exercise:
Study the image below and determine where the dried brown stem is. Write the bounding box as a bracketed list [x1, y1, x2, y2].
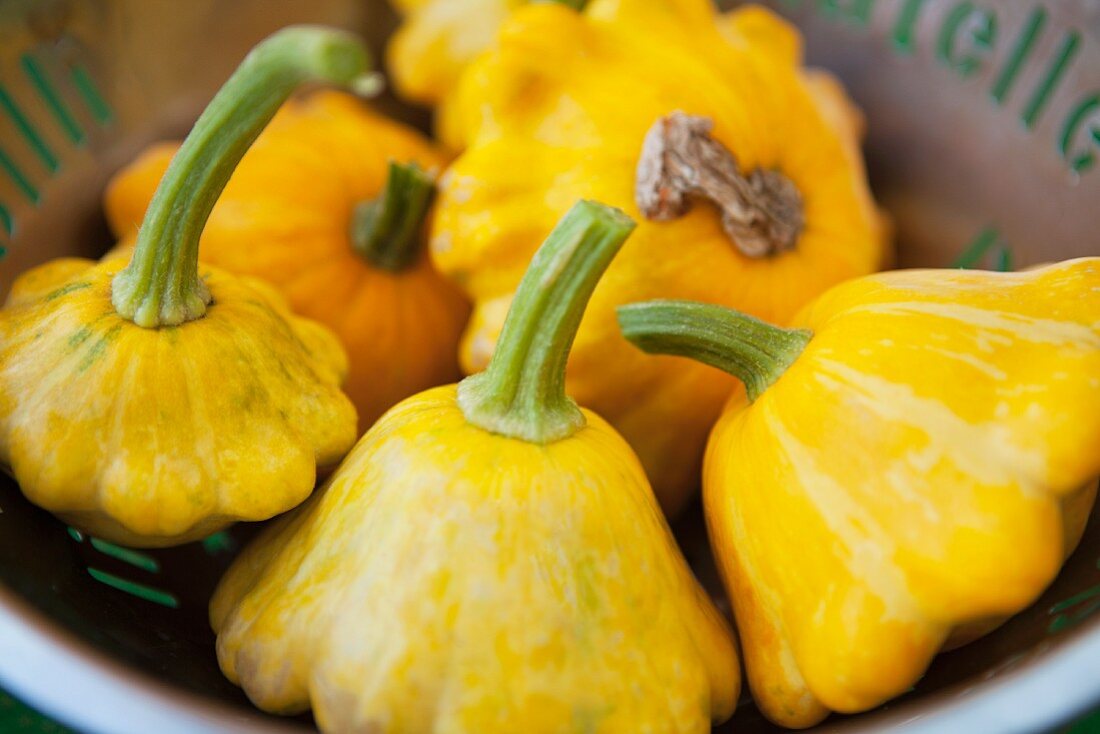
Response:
[635, 111, 804, 258]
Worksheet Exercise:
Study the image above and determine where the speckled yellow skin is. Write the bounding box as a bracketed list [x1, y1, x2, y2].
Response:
[386, 0, 518, 113]
[212, 384, 739, 733]
[0, 256, 357, 547]
[105, 91, 470, 435]
[432, 1, 889, 514]
[704, 259, 1100, 727]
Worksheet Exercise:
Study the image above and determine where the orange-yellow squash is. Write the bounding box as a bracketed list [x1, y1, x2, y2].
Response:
[618, 258, 1100, 727]
[0, 28, 364, 547]
[211, 202, 739, 732]
[431, 0, 890, 514]
[106, 90, 470, 434]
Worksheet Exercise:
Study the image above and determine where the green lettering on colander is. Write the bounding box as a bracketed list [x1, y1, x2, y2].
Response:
[788, 1, 1097, 178]
[1022, 30, 1081, 129]
[87, 568, 178, 608]
[70, 65, 113, 125]
[1050, 584, 1100, 616]
[990, 6, 1046, 106]
[201, 530, 236, 555]
[818, 0, 873, 26]
[1047, 557, 1100, 635]
[1060, 93, 1100, 173]
[936, 3, 996, 79]
[89, 537, 160, 573]
[892, 0, 929, 54]
[1048, 595, 1100, 635]
[0, 85, 58, 173]
[952, 226, 1001, 269]
[20, 54, 84, 145]
[0, 146, 39, 203]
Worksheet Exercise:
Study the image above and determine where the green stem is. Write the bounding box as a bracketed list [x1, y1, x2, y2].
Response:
[616, 301, 812, 402]
[543, 0, 588, 9]
[458, 200, 635, 443]
[111, 26, 375, 327]
[350, 161, 435, 271]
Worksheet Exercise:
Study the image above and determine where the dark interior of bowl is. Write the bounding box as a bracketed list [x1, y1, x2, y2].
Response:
[1, 482, 1098, 733]
[0, 1, 1098, 732]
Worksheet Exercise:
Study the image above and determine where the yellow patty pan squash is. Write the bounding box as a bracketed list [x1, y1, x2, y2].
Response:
[618, 257, 1100, 727]
[432, 0, 890, 515]
[211, 202, 739, 733]
[388, 0, 836, 151]
[385, 0, 519, 109]
[0, 28, 367, 547]
[105, 89, 469, 435]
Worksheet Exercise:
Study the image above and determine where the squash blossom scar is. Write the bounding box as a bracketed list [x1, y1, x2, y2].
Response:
[635, 111, 804, 258]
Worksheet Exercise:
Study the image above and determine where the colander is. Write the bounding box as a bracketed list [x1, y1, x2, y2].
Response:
[0, 1, 1097, 732]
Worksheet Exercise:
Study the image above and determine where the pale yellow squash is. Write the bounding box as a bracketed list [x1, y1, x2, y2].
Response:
[212, 202, 739, 732]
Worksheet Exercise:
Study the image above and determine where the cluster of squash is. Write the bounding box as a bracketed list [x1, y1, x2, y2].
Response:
[1, 2, 1098, 731]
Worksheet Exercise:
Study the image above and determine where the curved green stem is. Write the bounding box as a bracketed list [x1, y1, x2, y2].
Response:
[617, 301, 812, 402]
[458, 200, 635, 443]
[544, 0, 588, 9]
[112, 26, 374, 327]
[351, 161, 435, 271]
